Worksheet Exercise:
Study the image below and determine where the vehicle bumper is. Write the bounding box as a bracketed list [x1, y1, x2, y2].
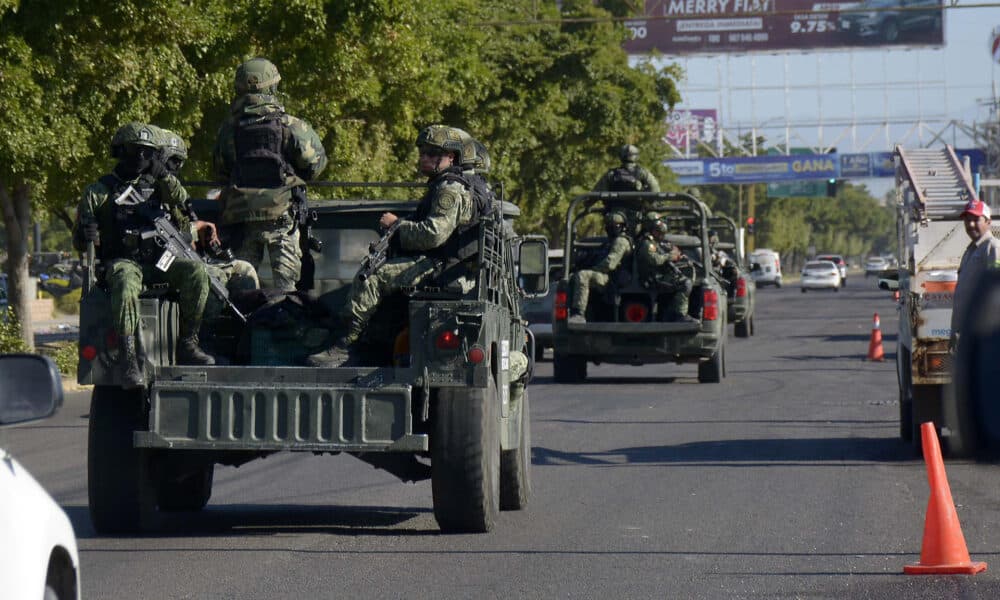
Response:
[135, 366, 429, 452]
[801, 277, 839, 289]
[552, 320, 721, 363]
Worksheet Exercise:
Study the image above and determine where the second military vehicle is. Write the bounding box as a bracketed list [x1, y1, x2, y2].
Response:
[78, 182, 547, 534]
[551, 192, 729, 383]
[708, 214, 756, 338]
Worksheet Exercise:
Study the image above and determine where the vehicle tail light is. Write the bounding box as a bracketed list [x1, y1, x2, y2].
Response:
[81, 345, 98, 361]
[624, 302, 648, 323]
[703, 289, 719, 321]
[435, 329, 461, 350]
[554, 290, 568, 321]
[105, 330, 119, 349]
[467, 346, 485, 364]
[735, 277, 747, 298]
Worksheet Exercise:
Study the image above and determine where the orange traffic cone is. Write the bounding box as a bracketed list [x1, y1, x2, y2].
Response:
[904, 422, 987, 575]
[867, 313, 884, 362]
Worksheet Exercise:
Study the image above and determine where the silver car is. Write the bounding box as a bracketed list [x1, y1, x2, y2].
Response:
[801, 260, 842, 293]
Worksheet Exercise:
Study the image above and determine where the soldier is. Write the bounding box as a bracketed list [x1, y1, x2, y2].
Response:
[213, 57, 328, 291]
[307, 125, 478, 367]
[593, 144, 660, 193]
[153, 127, 260, 309]
[73, 123, 215, 387]
[568, 211, 633, 324]
[637, 217, 696, 323]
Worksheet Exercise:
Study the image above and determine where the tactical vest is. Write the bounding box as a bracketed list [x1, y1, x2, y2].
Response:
[221, 112, 300, 224]
[233, 112, 289, 188]
[410, 168, 490, 265]
[607, 166, 642, 192]
[98, 174, 159, 262]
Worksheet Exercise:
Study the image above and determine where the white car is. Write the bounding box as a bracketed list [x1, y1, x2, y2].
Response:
[749, 249, 782, 288]
[0, 354, 79, 600]
[864, 256, 888, 277]
[801, 260, 842, 293]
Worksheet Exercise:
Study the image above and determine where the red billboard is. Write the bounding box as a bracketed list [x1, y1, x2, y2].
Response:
[623, 0, 944, 55]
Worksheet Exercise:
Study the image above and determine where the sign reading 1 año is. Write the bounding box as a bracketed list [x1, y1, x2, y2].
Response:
[665, 154, 838, 185]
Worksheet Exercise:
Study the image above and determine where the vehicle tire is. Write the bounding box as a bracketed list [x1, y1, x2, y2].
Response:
[432, 379, 500, 533]
[882, 19, 899, 43]
[734, 318, 750, 338]
[500, 388, 531, 511]
[88, 385, 157, 534]
[534, 343, 545, 362]
[834, 285, 840, 293]
[698, 337, 725, 383]
[801, 288, 806, 294]
[553, 352, 587, 383]
[158, 464, 214, 512]
[941, 378, 979, 459]
[750, 315, 756, 336]
[775, 279, 783, 288]
[912, 384, 944, 455]
[898, 347, 913, 443]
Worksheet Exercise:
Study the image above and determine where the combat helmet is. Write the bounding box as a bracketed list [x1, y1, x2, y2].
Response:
[472, 139, 491, 174]
[648, 218, 669, 238]
[158, 129, 188, 160]
[415, 125, 465, 164]
[604, 211, 628, 235]
[620, 144, 639, 163]
[235, 57, 281, 95]
[110, 122, 159, 159]
[641, 210, 662, 232]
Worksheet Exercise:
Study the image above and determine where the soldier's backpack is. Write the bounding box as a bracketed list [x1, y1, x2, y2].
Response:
[232, 112, 290, 188]
[607, 166, 641, 192]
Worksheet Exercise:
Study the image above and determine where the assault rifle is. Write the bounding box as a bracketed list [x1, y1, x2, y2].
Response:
[358, 219, 403, 281]
[115, 185, 248, 323]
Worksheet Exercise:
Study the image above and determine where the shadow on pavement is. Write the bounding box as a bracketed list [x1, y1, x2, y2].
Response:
[64, 503, 436, 539]
[533, 436, 914, 467]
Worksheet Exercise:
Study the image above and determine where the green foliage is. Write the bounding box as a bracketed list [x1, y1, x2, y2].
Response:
[0, 309, 29, 354]
[2, 0, 682, 247]
[42, 286, 82, 315]
[43, 340, 78, 379]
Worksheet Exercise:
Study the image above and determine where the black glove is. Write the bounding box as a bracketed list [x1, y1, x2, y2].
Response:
[83, 221, 100, 244]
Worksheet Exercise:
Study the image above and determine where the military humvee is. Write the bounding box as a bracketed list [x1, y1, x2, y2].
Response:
[707, 214, 756, 338]
[551, 192, 728, 383]
[78, 182, 548, 534]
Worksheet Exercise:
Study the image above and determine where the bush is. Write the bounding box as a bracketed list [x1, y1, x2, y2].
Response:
[52, 287, 82, 315]
[0, 309, 29, 354]
[45, 341, 79, 379]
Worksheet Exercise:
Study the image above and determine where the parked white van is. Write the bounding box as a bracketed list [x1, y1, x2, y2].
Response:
[750, 248, 782, 288]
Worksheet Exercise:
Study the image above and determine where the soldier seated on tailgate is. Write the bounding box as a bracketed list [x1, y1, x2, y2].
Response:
[637, 217, 696, 324]
[568, 211, 633, 323]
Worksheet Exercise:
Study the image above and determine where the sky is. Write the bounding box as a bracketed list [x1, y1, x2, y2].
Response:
[644, 4, 1000, 195]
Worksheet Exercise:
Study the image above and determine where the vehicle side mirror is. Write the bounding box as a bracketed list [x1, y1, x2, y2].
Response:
[518, 236, 549, 297]
[878, 278, 899, 291]
[0, 354, 63, 426]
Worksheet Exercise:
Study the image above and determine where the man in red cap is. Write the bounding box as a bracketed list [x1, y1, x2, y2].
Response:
[951, 197, 1000, 349]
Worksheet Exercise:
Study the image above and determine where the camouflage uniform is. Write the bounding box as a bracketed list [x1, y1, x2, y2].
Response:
[213, 58, 328, 291]
[203, 259, 260, 320]
[73, 123, 213, 375]
[636, 230, 692, 321]
[593, 145, 660, 193]
[570, 213, 633, 319]
[342, 175, 474, 344]
[307, 125, 474, 367]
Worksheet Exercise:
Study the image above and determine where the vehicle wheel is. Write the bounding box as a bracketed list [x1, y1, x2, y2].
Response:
[500, 387, 531, 511]
[88, 385, 157, 534]
[432, 379, 500, 533]
[775, 279, 783, 288]
[882, 19, 899, 42]
[534, 343, 545, 362]
[898, 347, 913, 443]
[734, 318, 750, 338]
[834, 285, 840, 293]
[801, 288, 807, 294]
[158, 464, 214, 512]
[750, 315, 756, 336]
[912, 384, 945, 455]
[942, 376, 979, 459]
[698, 337, 725, 383]
[553, 352, 587, 383]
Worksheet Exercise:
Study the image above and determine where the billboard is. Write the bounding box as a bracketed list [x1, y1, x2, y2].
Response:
[665, 109, 719, 149]
[623, 0, 944, 55]
[665, 153, 838, 185]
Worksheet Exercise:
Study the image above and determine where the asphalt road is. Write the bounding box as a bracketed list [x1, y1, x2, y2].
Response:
[6, 279, 1000, 599]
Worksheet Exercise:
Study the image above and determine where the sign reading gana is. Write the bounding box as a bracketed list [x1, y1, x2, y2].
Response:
[624, 0, 944, 55]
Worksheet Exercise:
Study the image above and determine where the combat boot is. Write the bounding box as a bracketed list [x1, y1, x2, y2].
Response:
[305, 340, 353, 368]
[120, 335, 145, 389]
[176, 334, 215, 366]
